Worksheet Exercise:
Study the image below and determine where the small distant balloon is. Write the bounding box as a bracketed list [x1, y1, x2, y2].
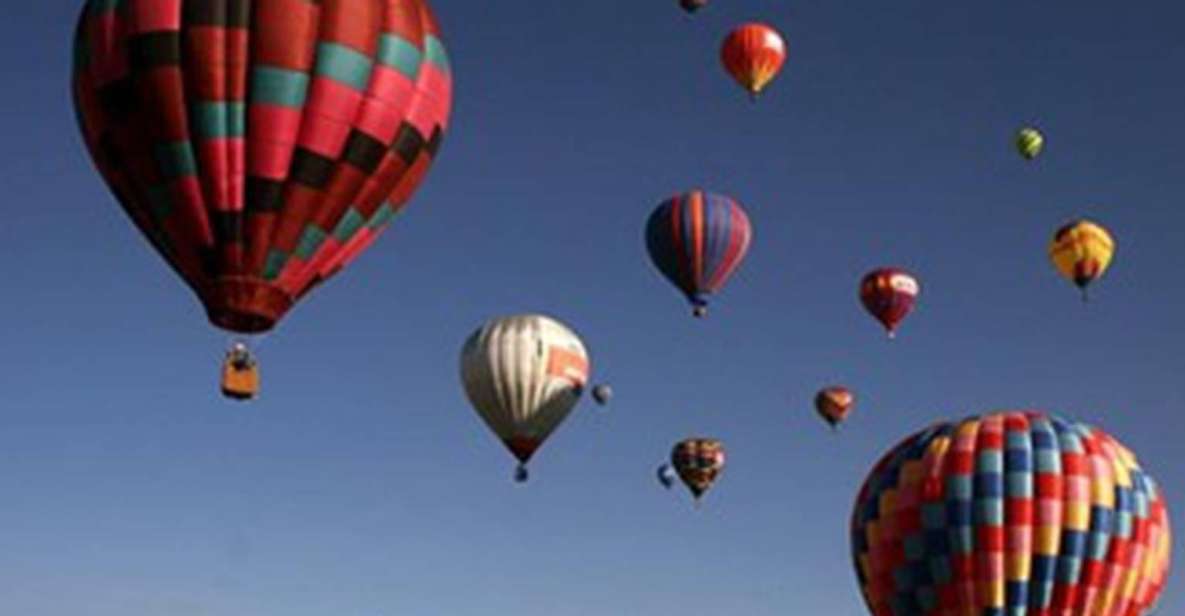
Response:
[860, 268, 919, 338]
[670, 438, 726, 504]
[1049, 219, 1115, 301]
[815, 386, 854, 429]
[592, 384, 613, 406]
[679, 0, 709, 14]
[721, 23, 787, 99]
[1016, 127, 1044, 160]
[657, 464, 677, 489]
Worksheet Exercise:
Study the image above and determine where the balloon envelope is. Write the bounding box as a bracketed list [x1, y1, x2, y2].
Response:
[460, 315, 590, 466]
[592, 384, 613, 406]
[720, 23, 787, 97]
[815, 386, 854, 427]
[679, 0, 709, 13]
[670, 438, 725, 500]
[645, 190, 752, 317]
[1017, 127, 1044, 160]
[851, 411, 1171, 616]
[1049, 220, 1115, 295]
[73, 0, 453, 333]
[860, 268, 919, 337]
[657, 464, 676, 489]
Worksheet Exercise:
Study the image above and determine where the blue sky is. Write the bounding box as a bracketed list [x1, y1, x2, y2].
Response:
[0, 1, 1182, 614]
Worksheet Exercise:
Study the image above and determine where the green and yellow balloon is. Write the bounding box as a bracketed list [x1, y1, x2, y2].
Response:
[1016, 127, 1044, 160]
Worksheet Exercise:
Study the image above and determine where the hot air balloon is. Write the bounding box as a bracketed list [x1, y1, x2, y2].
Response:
[670, 438, 725, 504]
[679, 0, 709, 14]
[657, 464, 677, 489]
[592, 384, 613, 406]
[460, 315, 590, 482]
[721, 23, 786, 100]
[73, 0, 453, 395]
[860, 268, 919, 338]
[1017, 127, 1044, 160]
[645, 190, 753, 317]
[815, 386, 854, 430]
[851, 411, 1171, 616]
[1049, 220, 1115, 301]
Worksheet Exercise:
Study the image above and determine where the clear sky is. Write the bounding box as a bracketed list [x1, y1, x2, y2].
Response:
[0, 1, 1182, 614]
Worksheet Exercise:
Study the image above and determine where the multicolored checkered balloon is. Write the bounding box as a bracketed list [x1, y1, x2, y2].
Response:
[671, 438, 725, 502]
[851, 411, 1170, 616]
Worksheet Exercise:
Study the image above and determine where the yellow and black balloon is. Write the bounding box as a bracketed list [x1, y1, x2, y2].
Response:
[1049, 220, 1115, 300]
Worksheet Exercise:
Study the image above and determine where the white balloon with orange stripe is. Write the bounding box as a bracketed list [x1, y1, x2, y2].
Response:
[460, 314, 591, 482]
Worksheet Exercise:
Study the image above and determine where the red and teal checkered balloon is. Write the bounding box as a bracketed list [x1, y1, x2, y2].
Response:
[73, 0, 452, 333]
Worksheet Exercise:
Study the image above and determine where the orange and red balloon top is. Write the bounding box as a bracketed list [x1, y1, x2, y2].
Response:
[721, 23, 787, 98]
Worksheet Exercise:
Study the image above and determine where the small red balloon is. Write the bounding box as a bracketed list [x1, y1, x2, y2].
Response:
[720, 23, 787, 98]
[860, 267, 919, 337]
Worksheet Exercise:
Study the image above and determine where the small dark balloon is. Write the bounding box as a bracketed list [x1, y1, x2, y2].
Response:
[592, 384, 613, 406]
[657, 464, 676, 489]
[815, 386, 855, 429]
[679, 0, 709, 13]
[669, 439, 725, 502]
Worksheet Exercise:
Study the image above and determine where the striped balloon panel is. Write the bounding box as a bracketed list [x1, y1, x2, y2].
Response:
[645, 191, 752, 310]
[459, 315, 590, 464]
[720, 22, 786, 95]
[860, 268, 919, 334]
[671, 438, 725, 498]
[1049, 221, 1115, 288]
[72, 0, 452, 333]
[850, 411, 1171, 616]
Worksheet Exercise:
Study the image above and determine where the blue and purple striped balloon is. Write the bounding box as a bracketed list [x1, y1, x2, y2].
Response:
[645, 190, 753, 317]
